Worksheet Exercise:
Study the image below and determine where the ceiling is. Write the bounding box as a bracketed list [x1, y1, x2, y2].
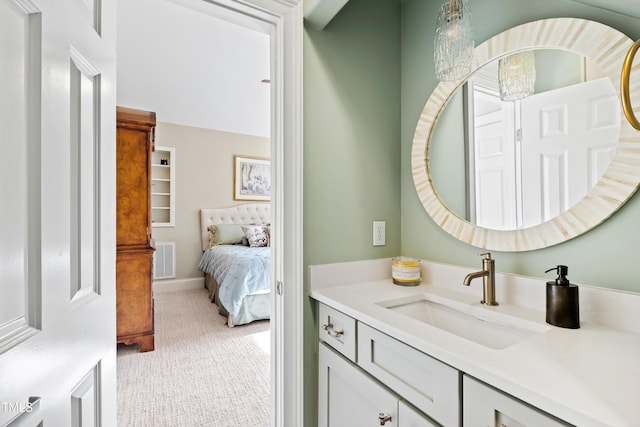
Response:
[302, 0, 640, 27]
[303, 0, 349, 30]
[116, 0, 637, 139]
[116, 0, 270, 138]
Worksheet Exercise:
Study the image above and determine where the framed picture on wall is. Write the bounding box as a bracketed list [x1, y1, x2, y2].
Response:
[234, 155, 271, 201]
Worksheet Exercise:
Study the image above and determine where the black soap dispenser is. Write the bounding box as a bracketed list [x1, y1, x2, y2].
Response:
[545, 265, 580, 329]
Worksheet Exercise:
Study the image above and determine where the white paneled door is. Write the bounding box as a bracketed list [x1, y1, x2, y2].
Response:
[471, 83, 517, 230]
[520, 77, 619, 227]
[470, 76, 618, 230]
[0, 0, 117, 425]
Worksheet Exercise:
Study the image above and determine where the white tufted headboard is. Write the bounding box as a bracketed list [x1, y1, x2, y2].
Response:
[200, 203, 271, 251]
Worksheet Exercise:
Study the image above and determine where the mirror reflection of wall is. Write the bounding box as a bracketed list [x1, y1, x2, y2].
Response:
[429, 89, 467, 216]
[431, 48, 620, 231]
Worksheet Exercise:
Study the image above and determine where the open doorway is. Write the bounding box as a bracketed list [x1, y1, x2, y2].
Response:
[114, 0, 303, 425]
[115, 0, 271, 423]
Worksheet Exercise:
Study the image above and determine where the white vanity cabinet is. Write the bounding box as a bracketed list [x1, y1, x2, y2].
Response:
[316, 301, 575, 427]
[317, 303, 441, 427]
[310, 258, 640, 426]
[463, 376, 571, 427]
[318, 342, 438, 427]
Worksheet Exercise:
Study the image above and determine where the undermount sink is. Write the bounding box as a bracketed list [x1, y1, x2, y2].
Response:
[377, 293, 549, 349]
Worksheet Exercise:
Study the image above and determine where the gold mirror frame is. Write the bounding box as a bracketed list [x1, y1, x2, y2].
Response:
[412, 18, 640, 252]
[621, 39, 640, 130]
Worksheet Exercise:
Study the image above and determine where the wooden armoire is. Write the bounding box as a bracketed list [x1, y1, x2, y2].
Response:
[116, 106, 155, 352]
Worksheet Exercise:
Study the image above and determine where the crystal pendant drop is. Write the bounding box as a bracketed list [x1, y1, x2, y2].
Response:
[434, 0, 474, 82]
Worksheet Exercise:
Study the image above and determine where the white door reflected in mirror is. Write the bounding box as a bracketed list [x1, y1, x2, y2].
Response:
[473, 73, 618, 229]
[432, 49, 620, 231]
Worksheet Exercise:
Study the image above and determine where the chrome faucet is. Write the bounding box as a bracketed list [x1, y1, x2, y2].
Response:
[463, 252, 499, 306]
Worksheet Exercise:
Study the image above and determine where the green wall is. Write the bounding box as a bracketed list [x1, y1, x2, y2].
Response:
[401, 0, 640, 293]
[303, 0, 401, 425]
[303, 0, 402, 266]
[304, 0, 640, 425]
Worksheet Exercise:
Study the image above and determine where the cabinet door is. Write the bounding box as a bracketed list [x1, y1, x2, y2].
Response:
[463, 375, 570, 427]
[115, 249, 154, 352]
[116, 127, 150, 245]
[319, 342, 397, 427]
[116, 108, 154, 248]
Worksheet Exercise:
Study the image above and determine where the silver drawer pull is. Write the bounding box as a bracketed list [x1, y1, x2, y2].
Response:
[378, 412, 392, 425]
[321, 323, 344, 337]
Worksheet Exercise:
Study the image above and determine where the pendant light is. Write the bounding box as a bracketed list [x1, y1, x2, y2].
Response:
[434, 0, 474, 82]
[498, 51, 536, 102]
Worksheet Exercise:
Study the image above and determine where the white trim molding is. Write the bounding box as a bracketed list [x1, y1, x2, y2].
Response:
[152, 277, 203, 293]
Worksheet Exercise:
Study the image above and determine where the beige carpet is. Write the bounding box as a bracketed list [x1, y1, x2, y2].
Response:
[117, 288, 270, 427]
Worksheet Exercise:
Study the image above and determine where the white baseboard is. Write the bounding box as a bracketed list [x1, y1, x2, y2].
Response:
[153, 277, 204, 293]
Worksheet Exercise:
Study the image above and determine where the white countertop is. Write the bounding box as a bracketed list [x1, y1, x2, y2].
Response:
[309, 259, 640, 427]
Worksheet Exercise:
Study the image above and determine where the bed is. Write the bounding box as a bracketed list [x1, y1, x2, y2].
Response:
[198, 203, 271, 327]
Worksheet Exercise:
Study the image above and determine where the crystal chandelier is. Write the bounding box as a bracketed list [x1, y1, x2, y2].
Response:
[498, 51, 536, 102]
[433, 0, 474, 82]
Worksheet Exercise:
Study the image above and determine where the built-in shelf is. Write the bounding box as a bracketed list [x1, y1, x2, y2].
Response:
[151, 146, 175, 227]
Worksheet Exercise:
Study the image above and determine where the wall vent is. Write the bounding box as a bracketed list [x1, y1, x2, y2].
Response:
[153, 242, 176, 280]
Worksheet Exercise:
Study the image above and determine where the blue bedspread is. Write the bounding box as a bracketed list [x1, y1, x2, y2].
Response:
[198, 245, 270, 316]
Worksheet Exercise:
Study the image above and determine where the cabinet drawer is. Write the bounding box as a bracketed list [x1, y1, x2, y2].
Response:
[358, 322, 459, 426]
[463, 375, 570, 427]
[318, 303, 357, 362]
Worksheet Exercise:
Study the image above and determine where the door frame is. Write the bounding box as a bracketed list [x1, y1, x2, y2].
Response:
[164, 0, 303, 425]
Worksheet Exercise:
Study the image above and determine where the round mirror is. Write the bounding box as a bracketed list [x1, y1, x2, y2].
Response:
[432, 49, 620, 230]
[412, 18, 640, 251]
